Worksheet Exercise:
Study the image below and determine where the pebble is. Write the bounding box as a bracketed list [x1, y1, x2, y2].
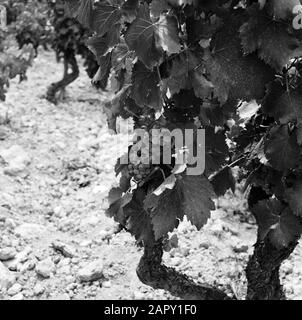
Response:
[77, 260, 104, 282]
[102, 281, 111, 288]
[0, 261, 16, 290]
[52, 240, 77, 258]
[35, 259, 56, 278]
[33, 283, 45, 296]
[9, 293, 24, 300]
[7, 283, 22, 296]
[232, 243, 249, 253]
[0, 247, 17, 261]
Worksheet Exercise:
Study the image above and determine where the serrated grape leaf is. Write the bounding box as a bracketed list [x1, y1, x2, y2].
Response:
[210, 166, 236, 197]
[125, 3, 181, 68]
[240, 7, 302, 71]
[144, 186, 183, 240]
[178, 175, 215, 229]
[151, 0, 171, 18]
[92, 2, 122, 36]
[285, 179, 302, 217]
[251, 199, 281, 241]
[108, 187, 123, 205]
[125, 3, 163, 68]
[166, 49, 213, 98]
[205, 14, 275, 104]
[145, 175, 215, 239]
[106, 189, 133, 224]
[264, 125, 300, 172]
[132, 61, 162, 110]
[124, 188, 154, 244]
[252, 197, 302, 248]
[269, 207, 302, 249]
[87, 35, 109, 62]
[263, 80, 302, 126]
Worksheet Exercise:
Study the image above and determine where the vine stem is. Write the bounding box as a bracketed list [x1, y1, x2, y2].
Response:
[137, 238, 235, 300]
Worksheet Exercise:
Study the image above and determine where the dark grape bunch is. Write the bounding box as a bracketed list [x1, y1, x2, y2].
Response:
[127, 163, 153, 182]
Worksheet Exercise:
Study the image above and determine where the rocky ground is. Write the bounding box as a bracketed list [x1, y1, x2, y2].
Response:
[0, 50, 302, 300]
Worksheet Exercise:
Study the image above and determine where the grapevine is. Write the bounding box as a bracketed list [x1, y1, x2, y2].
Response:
[52, 0, 302, 299]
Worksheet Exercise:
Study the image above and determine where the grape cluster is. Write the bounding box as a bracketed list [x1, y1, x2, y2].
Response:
[127, 163, 153, 182]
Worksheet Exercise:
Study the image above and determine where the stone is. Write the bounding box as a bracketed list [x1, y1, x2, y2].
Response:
[0, 145, 31, 176]
[33, 283, 45, 296]
[15, 223, 47, 239]
[0, 261, 16, 290]
[102, 281, 111, 288]
[35, 259, 55, 278]
[232, 243, 249, 253]
[0, 247, 17, 261]
[7, 283, 22, 296]
[52, 240, 77, 258]
[77, 260, 103, 282]
[9, 293, 24, 300]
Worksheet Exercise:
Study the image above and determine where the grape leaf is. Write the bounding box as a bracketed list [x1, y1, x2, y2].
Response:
[251, 197, 302, 248]
[145, 174, 215, 239]
[125, 3, 163, 68]
[132, 61, 163, 110]
[178, 175, 215, 229]
[156, 15, 182, 55]
[262, 80, 302, 125]
[166, 49, 213, 98]
[250, 198, 282, 241]
[125, 3, 181, 68]
[205, 14, 274, 104]
[124, 188, 154, 244]
[92, 52, 111, 88]
[264, 125, 300, 172]
[107, 189, 133, 225]
[77, 0, 94, 29]
[240, 7, 302, 71]
[269, 207, 302, 249]
[92, 2, 122, 37]
[210, 166, 236, 197]
[285, 179, 302, 217]
[145, 186, 183, 240]
[87, 35, 109, 62]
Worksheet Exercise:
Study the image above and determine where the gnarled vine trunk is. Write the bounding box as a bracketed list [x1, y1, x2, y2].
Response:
[246, 237, 298, 300]
[46, 53, 79, 104]
[246, 186, 301, 300]
[137, 238, 234, 300]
